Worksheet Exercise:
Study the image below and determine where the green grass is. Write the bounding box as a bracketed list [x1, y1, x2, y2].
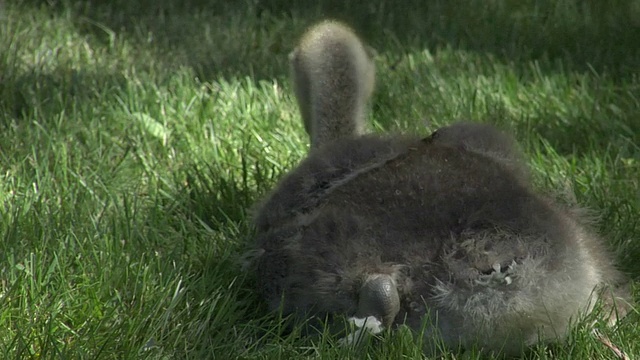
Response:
[1, 0, 639, 358]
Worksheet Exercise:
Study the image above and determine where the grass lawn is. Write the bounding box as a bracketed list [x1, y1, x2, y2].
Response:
[1, 0, 639, 358]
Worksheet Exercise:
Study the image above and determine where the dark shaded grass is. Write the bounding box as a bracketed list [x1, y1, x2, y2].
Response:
[13, 0, 640, 78]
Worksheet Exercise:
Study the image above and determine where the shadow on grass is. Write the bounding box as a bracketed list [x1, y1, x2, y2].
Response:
[176, 160, 275, 233]
[0, 67, 128, 127]
[15, 0, 640, 81]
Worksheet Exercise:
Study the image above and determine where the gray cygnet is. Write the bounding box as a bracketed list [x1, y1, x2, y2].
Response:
[249, 20, 630, 356]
